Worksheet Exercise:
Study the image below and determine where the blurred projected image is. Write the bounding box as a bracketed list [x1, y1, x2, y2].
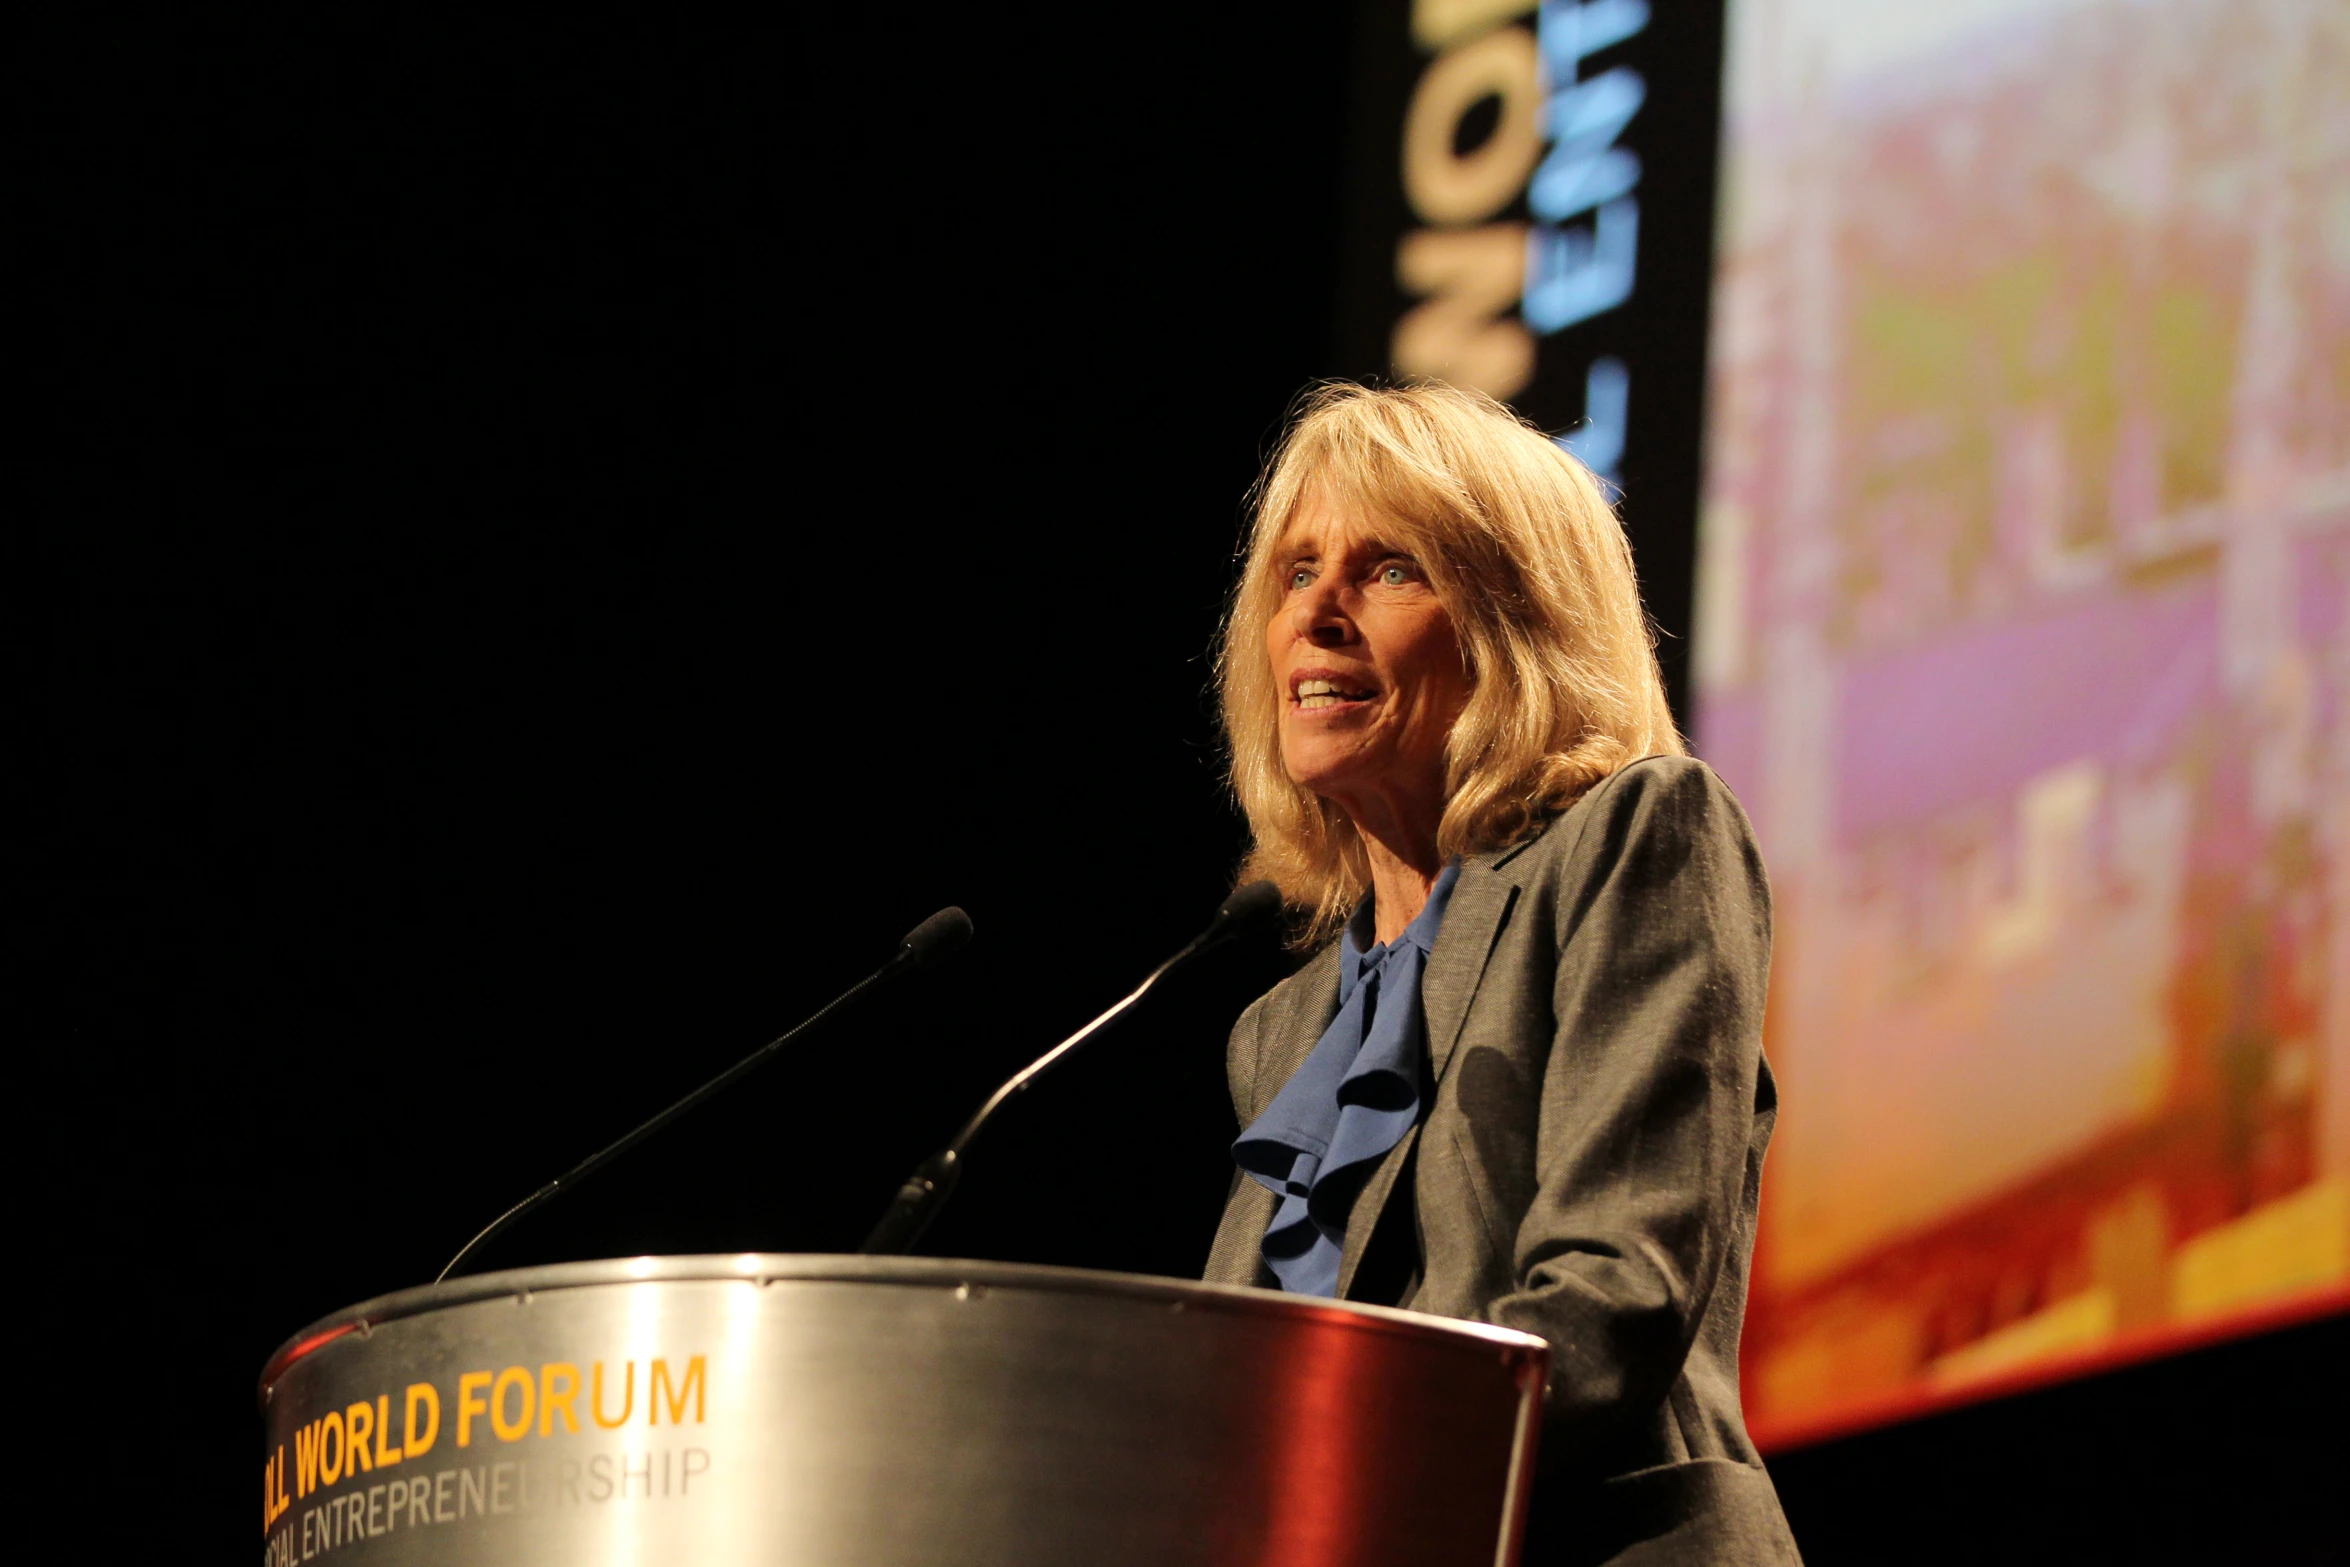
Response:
[1696, 0, 2349, 1441]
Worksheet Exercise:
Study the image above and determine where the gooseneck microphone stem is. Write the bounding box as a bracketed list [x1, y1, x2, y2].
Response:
[950, 943, 1195, 1155]
[437, 906, 972, 1283]
[435, 968, 888, 1283]
[861, 882, 1280, 1256]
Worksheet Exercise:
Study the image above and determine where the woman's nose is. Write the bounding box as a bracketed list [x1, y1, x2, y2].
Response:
[1293, 579, 1353, 646]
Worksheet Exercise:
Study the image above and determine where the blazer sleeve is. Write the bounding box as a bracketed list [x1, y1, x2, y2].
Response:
[1484, 758, 1773, 1458]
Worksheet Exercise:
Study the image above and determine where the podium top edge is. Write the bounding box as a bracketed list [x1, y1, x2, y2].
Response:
[258, 1254, 1550, 1403]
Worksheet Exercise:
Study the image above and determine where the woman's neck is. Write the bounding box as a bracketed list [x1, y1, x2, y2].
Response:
[1336, 777, 1447, 944]
[1362, 841, 1443, 945]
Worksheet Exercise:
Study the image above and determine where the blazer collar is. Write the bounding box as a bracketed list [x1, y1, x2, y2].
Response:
[1417, 847, 1524, 1087]
[1253, 822, 1552, 1118]
[1244, 821, 1554, 1300]
[1331, 836, 1537, 1297]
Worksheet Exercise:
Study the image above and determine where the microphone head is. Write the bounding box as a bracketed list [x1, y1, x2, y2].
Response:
[897, 906, 974, 970]
[1208, 880, 1285, 943]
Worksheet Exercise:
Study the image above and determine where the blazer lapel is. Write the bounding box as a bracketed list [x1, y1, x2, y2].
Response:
[1335, 1121, 1419, 1299]
[1333, 843, 1531, 1299]
[1418, 852, 1520, 1086]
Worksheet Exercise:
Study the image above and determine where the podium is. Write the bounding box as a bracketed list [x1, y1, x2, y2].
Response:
[258, 1255, 1548, 1565]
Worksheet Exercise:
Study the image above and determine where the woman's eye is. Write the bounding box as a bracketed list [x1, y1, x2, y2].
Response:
[1379, 563, 1414, 586]
[1288, 568, 1314, 591]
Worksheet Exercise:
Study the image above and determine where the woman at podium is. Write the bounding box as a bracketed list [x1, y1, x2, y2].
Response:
[1204, 381, 1800, 1565]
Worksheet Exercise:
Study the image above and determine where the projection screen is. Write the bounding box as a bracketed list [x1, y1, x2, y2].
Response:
[1692, 0, 2349, 1447]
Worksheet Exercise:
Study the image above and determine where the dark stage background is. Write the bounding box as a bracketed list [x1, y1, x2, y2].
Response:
[13, 7, 2338, 1562]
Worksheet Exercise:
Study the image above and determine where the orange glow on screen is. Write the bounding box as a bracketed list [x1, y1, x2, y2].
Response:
[1696, 0, 2350, 1446]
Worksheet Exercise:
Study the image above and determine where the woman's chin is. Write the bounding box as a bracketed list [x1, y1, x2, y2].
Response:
[1282, 751, 1381, 804]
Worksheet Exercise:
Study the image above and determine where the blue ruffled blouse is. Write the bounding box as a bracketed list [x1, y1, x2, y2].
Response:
[1231, 860, 1461, 1297]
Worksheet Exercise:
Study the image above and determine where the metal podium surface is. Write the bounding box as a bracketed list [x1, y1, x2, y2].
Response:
[257, 1255, 1548, 1566]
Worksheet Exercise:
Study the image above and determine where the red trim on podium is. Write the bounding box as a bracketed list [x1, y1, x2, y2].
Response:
[1751, 1281, 2350, 1455]
[270, 1322, 358, 1380]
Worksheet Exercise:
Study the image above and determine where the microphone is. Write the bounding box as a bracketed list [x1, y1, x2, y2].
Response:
[896, 906, 975, 969]
[860, 881, 1283, 1256]
[436, 905, 974, 1282]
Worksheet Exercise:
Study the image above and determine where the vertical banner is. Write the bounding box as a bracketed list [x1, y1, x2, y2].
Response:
[1335, 0, 1727, 716]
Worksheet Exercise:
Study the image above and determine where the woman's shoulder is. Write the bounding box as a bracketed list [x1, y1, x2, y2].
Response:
[1238, 940, 1342, 1033]
[1486, 753, 1761, 886]
[1225, 940, 1343, 1113]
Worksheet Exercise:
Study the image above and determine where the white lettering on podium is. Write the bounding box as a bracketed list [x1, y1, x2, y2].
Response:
[263, 1447, 711, 1563]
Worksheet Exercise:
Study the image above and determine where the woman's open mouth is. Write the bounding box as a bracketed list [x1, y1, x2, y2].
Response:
[1293, 677, 1377, 712]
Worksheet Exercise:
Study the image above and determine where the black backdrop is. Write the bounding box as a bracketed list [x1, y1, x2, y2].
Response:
[14, 8, 2337, 1562]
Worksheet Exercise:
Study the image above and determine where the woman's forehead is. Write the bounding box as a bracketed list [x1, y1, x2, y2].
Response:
[1275, 490, 1405, 554]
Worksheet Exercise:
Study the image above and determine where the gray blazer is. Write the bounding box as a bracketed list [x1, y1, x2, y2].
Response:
[1204, 757, 1800, 1566]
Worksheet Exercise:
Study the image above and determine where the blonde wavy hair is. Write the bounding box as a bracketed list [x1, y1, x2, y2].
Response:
[1218, 381, 1683, 944]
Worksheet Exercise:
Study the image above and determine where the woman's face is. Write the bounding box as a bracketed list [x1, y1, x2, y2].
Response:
[1264, 493, 1473, 815]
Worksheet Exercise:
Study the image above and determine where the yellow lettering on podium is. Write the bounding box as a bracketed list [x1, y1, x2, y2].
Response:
[371, 1394, 402, 1467]
[294, 1420, 323, 1496]
[593, 1360, 634, 1428]
[456, 1371, 492, 1447]
[403, 1382, 441, 1458]
[318, 1410, 346, 1486]
[343, 1400, 375, 1474]
[491, 1365, 536, 1441]
[540, 1362, 581, 1435]
[651, 1356, 706, 1425]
